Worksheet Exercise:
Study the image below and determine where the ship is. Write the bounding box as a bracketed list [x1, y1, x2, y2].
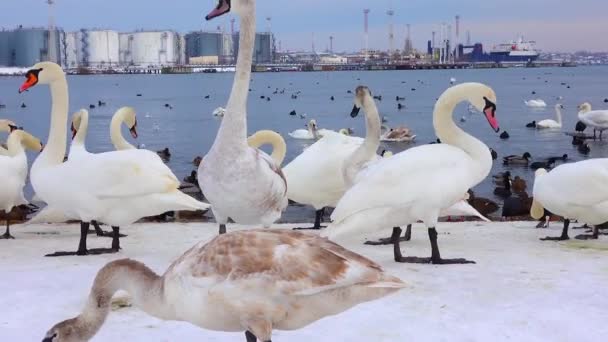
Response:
[488, 36, 539, 62]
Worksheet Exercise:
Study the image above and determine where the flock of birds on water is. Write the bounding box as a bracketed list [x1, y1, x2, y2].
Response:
[1, 1, 608, 342]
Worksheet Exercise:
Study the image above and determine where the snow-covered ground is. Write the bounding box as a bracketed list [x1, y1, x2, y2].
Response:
[1, 221, 606, 341]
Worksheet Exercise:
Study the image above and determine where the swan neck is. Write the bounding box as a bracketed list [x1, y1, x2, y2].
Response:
[73, 111, 89, 147]
[434, 85, 491, 179]
[6, 132, 26, 157]
[39, 78, 69, 166]
[343, 99, 381, 186]
[555, 107, 562, 124]
[219, 10, 255, 143]
[111, 111, 136, 150]
[247, 130, 287, 165]
[68, 259, 168, 340]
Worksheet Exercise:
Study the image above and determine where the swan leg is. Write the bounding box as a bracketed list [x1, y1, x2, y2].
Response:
[86, 226, 122, 255]
[0, 220, 15, 239]
[219, 224, 227, 235]
[293, 208, 326, 230]
[364, 225, 412, 245]
[45, 221, 90, 257]
[535, 216, 550, 228]
[540, 219, 570, 241]
[395, 227, 475, 264]
[575, 225, 599, 240]
[572, 223, 590, 230]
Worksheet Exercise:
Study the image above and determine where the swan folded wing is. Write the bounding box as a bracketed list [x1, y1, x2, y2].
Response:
[175, 230, 385, 294]
[255, 149, 287, 194]
[331, 145, 471, 223]
[78, 151, 180, 199]
[543, 160, 608, 207]
[585, 111, 608, 125]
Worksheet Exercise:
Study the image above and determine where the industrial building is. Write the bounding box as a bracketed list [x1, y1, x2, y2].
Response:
[185, 31, 234, 65]
[119, 31, 184, 67]
[63, 29, 120, 68]
[233, 32, 275, 64]
[0, 27, 62, 67]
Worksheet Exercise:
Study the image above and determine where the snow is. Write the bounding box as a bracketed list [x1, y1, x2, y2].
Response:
[1, 221, 607, 341]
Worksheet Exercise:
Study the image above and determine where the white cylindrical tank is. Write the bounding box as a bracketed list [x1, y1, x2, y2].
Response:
[63, 32, 79, 69]
[121, 31, 181, 67]
[74, 30, 119, 68]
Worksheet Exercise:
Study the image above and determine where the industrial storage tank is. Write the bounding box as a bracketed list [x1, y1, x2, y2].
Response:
[0, 30, 12, 66]
[185, 31, 233, 64]
[233, 32, 274, 64]
[119, 31, 182, 67]
[61, 31, 78, 69]
[75, 29, 120, 68]
[9, 27, 62, 67]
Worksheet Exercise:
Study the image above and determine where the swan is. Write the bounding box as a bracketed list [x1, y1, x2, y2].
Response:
[524, 99, 547, 108]
[322, 83, 500, 265]
[42, 229, 405, 342]
[110, 107, 138, 150]
[531, 159, 608, 241]
[289, 119, 319, 139]
[20, 61, 210, 256]
[380, 125, 416, 142]
[199, 0, 288, 235]
[0, 129, 43, 239]
[577, 102, 608, 139]
[536, 104, 563, 129]
[0, 119, 19, 156]
[284, 86, 381, 230]
[212, 106, 226, 117]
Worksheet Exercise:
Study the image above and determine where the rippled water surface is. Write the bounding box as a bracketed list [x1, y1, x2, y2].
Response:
[1, 66, 607, 221]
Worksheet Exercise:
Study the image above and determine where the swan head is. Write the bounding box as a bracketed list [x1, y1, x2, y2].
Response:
[118, 107, 138, 138]
[338, 128, 354, 136]
[307, 119, 318, 131]
[577, 102, 592, 113]
[468, 85, 499, 132]
[19, 62, 63, 93]
[43, 317, 91, 342]
[555, 103, 564, 110]
[206, 0, 252, 20]
[351, 86, 372, 118]
[0, 119, 19, 133]
[70, 109, 87, 140]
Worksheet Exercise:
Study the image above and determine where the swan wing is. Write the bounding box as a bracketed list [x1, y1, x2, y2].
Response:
[331, 144, 473, 223]
[582, 110, 608, 126]
[536, 159, 608, 207]
[64, 150, 180, 199]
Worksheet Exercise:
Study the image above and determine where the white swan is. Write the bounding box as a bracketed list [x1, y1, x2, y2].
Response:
[212, 106, 226, 117]
[20, 61, 209, 256]
[0, 119, 19, 156]
[322, 83, 500, 265]
[289, 119, 319, 139]
[198, 0, 288, 235]
[380, 125, 416, 142]
[577, 102, 608, 139]
[536, 104, 563, 129]
[284, 87, 381, 230]
[531, 159, 608, 241]
[42, 229, 405, 342]
[0, 129, 43, 239]
[525, 99, 547, 108]
[110, 107, 138, 150]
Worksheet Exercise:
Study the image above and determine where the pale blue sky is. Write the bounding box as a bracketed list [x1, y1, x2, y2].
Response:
[1, 0, 607, 52]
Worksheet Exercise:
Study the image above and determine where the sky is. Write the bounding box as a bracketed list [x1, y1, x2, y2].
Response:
[1, 0, 607, 53]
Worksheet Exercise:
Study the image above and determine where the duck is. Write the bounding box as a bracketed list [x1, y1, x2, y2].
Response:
[212, 106, 226, 117]
[499, 131, 510, 139]
[503, 152, 531, 165]
[156, 147, 171, 161]
[493, 173, 512, 199]
[380, 125, 416, 142]
[322, 82, 500, 265]
[42, 229, 405, 342]
[467, 190, 499, 217]
[578, 142, 591, 155]
[525, 121, 536, 128]
[489, 148, 498, 160]
[575, 120, 587, 133]
[577, 102, 608, 139]
[288, 119, 319, 139]
[199, 2, 288, 236]
[284, 87, 382, 230]
[397, 103, 404, 110]
[531, 159, 608, 241]
[20, 61, 210, 256]
[524, 99, 547, 108]
[502, 191, 533, 218]
[530, 159, 555, 170]
[396, 96, 405, 101]
[536, 104, 563, 129]
[511, 176, 528, 193]
[0, 128, 43, 239]
[193, 155, 203, 166]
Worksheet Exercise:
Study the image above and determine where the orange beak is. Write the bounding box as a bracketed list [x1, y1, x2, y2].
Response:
[19, 74, 38, 93]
